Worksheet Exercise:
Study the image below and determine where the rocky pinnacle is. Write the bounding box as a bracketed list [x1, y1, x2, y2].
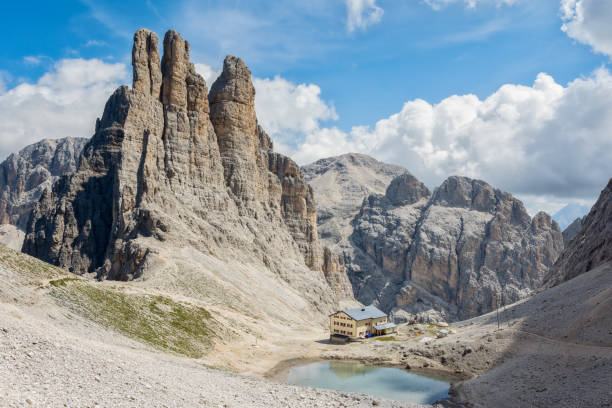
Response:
[132, 28, 162, 98]
[22, 29, 352, 310]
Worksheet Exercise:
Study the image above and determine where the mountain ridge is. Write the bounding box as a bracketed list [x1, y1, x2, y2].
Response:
[545, 177, 612, 287]
[304, 154, 564, 322]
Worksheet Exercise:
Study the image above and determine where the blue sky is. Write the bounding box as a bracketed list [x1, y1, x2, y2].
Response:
[2, 0, 606, 128]
[1, 0, 612, 216]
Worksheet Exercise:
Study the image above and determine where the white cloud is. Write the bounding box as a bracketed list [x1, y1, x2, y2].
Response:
[253, 76, 337, 144]
[194, 63, 220, 86]
[345, 0, 384, 32]
[424, 0, 517, 10]
[290, 68, 612, 208]
[195, 63, 337, 154]
[4, 57, 610, 216]
[561, 0, 612, 57]
[84, 40, 108, 47]
[0, 59, 127, 160]
[23, 56, 45, 65]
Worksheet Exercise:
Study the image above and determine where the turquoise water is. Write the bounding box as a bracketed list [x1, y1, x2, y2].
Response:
[285, 361, 450, 404]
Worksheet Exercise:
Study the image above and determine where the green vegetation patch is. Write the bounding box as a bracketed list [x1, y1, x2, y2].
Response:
[373, 336, 397, 341]
[50, 281, 214, 358]
[0, 246, 67, 284]
[48, 277, 81, 287]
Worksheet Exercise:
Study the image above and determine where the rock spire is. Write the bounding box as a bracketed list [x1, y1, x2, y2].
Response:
[22, 29, 352, 309]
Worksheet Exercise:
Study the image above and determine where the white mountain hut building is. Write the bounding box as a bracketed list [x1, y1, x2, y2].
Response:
[329, 305, 397, 340]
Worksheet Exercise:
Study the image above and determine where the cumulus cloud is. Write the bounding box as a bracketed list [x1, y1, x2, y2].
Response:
[253, 76, 337, 149]
[290, 68, 612, 210]
[195, 62, 337, 154]
[345, 0, 384, 32]
[0, 58, 336, 166]
[424, 0, 517, 10]
[561, 0, 612, 58]
[194, 63, 221, 86]
[0, 58, 127, 160]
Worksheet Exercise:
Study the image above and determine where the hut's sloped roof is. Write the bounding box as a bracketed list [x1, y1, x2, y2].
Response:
[340, 305, 386, 321]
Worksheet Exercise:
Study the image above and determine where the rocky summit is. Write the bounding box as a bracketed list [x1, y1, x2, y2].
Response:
[561, 216, 584, 245]
[0, 137, 87, 232]
[546, 177, 612, 287]
[306, 157, 565, 322]
[302, 153, 407, 253]
[22, 29, 352, 322]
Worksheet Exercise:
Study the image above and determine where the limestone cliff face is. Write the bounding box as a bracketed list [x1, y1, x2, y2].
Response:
[22, 29, 351, 311]
[562, 217, 585, 246]
[546, 178, 612, 287]
[267, 152, 321, 270]
[0, 138, 87, 231]
[209, 56, 269, 209]
[350, 174, 564, 321]
[304, 154, 567, 321]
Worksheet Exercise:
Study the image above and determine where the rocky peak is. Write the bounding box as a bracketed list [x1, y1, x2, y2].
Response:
[209, 56, 255, 107]
[432, 176, 500, 212]
[345, 172, 564, 321]
[562, 217, 585, 245]
[385, 173, 431, 206]
[546, 178, 612, 286]
[160, 30, 206, 114]
[208, 56, 265, 206]
[432, 176, 532, 229]
[304, 153, 405, 178]
[0, 137, 88, 231]
[532, 211, 558, 233]
[132, 28, 162, 98]
[301, 153, 407, 255]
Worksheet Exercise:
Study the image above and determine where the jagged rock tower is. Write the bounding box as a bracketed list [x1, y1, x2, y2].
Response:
[22, 29, 353, 312]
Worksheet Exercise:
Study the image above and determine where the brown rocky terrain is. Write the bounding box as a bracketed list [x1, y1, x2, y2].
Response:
[0, 137, 87, 232]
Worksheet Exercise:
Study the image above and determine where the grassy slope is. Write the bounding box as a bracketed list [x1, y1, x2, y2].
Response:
[0, 245, 216, 358]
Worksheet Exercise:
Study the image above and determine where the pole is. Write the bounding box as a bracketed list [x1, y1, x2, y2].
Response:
[496, 295, 500, 331]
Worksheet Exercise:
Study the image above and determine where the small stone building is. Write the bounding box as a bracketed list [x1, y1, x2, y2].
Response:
[329, 305, 396, 339]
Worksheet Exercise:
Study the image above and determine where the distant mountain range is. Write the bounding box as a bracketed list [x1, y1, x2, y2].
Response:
[304, 155, 565, 322]
[552, 202, 592, 230]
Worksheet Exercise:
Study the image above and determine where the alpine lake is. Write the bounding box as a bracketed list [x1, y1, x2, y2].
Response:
[284, 360, 451, 404]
